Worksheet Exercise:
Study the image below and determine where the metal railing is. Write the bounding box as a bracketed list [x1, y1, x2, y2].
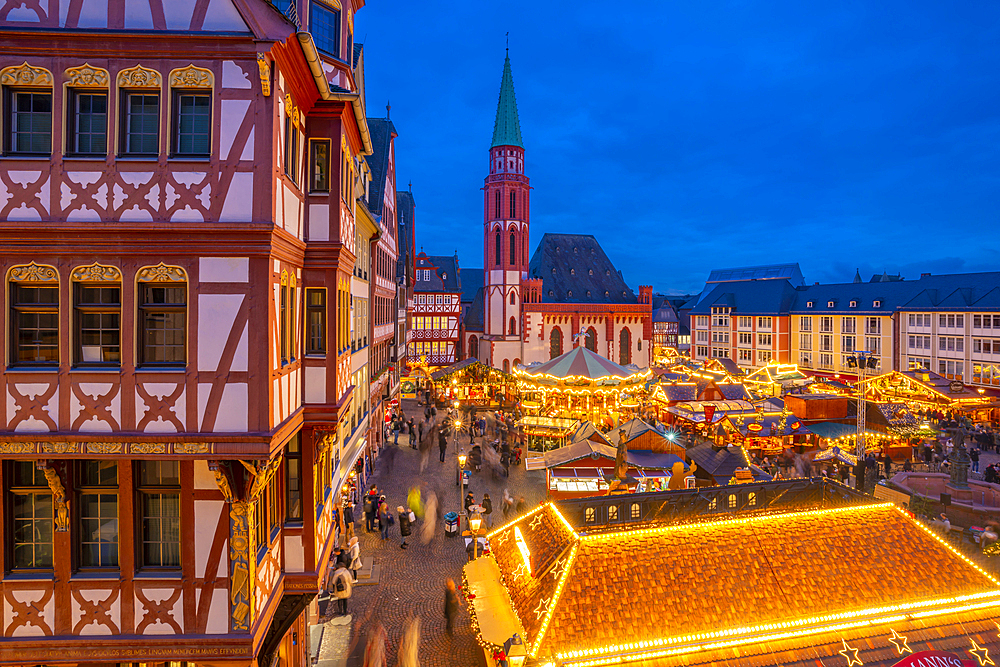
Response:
[555, 478, 872, 530]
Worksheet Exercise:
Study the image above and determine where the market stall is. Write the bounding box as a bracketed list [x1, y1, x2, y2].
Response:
[430, 358, 516, 407]
[519, 416, 581, 453]
[743, 361, 810, 398]
[513, 346, 651, 427]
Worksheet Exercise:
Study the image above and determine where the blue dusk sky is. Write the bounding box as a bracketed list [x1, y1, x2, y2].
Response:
[358, 1, 1000, 295]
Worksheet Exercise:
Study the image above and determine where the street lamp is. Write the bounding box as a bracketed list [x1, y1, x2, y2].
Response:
[458, 452, 467, 491]
[468, 512, 484, 560]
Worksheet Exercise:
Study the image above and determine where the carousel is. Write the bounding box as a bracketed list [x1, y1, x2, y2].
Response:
[514, 346, 651, 428]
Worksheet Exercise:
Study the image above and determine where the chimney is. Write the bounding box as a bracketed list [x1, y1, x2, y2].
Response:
[921, 273, 931, 278]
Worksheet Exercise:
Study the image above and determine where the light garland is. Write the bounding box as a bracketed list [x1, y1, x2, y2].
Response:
[530, 543, 579, 658]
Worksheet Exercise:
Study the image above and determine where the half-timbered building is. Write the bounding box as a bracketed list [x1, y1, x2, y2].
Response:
[0, 0, 381, 664]
[408, 253, 462, 367]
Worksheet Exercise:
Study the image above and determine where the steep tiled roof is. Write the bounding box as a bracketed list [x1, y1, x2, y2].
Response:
[687, 442, 755, 480]
[706, 263, 804, 285]
[395, 190, 415, 283]
[364, 118, 397, 218]
[491, 54, 523, 148]
[460, 268, 483, 304]
[528, 233, 637, 304]
[480, 503, 1000, 666]
[415, 254, 461, 292]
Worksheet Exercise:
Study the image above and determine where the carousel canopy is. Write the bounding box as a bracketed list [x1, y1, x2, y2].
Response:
[519, 346, 646, 382]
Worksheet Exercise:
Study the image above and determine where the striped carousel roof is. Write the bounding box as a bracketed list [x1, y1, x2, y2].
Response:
[520, 346, 641, 381]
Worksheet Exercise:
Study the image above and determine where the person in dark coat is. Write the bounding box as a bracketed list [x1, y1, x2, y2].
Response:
[343, 502, 355, 538]
[444, 579, 459, 636]
[398, 506, 412, 549]
[482, 493, 493, 528]
[408, 419, 416, 446]
[853, 458, 866, 491]
[364, 486, 378, 532]
[439, 429, 448, 462]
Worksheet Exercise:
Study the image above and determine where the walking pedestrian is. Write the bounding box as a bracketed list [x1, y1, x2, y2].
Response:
[330, 562, 352, 615]
[972, 446, 981, 473]
[398, 505, 412, 549]
[408, 419, 416, 447]
[502, 488, 513, 520]
[364, 621, 388, 667]
[515, 496, 526, 515]
[439, 429, 448, 462]
[344, 501, 355, 538]
[379, 499, 391, 540]
[393, 418, 400, 445]
[348, 535, 361, 582]
[398, 616, 421, 667]
[422, 492, 438, 544]
[444, 579, 459, 636]
[482, 492, 493, 528]
[364, 487, 378, 532]
[418, 421, 424, 447]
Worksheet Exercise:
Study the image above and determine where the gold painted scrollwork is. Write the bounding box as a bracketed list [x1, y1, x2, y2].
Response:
[169, 64, 214, 89]
[0, 62, 53, 87]
[70, 262, 121, 283]
[280, 269, 288, 286]
[256, 54, 271, 97]
[174, 442, 211, 455]
[137, 263, 187, 283]
[41, 442, 79, 454]
[0, 442, 35, 454]
[86, 442, 123, 454]
[36, 462, 69, 532]
[289, 273, 297, 288]
[64, 63, 110, 88]
[284, 93, 293, 117]
[117, 64, 162, 89]
[8, 262, 58, 283]
[208, 461, 236, 502]
[228, 501, 253, 631]
[130, 442, 167, 454]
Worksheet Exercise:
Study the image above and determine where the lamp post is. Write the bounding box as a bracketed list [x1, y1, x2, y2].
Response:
[847, 350, 879, 492]
[466, 512, 485, 560]
[458, 451, 467, 493]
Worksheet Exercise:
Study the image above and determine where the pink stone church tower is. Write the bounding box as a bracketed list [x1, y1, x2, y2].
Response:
[482, 52, 529, 371]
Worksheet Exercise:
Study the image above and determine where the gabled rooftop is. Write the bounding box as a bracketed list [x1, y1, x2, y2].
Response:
[527, 233, 637, 304]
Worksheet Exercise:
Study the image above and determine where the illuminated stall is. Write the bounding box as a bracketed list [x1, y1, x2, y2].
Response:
[858, 370, 992, 417]
[430, 358, 516, 407]
[514, 347, 651, 427]
[743, 361, 810, 398]
[464, 499, 1000, 667]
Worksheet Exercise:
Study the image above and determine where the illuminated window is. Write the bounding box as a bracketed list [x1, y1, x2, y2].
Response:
[708, 497, 717, 510]
[585, 507, 595, 523]
[630, 503, 640, 519]
[608, 505, 618, 521]
[748, 492, 756, 507]
[728, 494, 737, 509]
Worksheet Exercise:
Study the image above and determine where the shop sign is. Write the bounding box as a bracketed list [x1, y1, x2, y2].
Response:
[401, 376, 417, 399]
[891, 650, 973, 667]
[949, 380, 965, 393]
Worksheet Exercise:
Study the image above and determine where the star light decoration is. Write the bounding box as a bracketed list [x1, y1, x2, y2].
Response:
[492, 529, 509, 549]
[529, 513, 544, 531]
[549, 556, 567, 581]
[970, 639, 995, 666]
[887, 629, 911, 655]
[534, 597, 551, 620]
[511, 563, 529, 581]
[838, 638, 863, 666]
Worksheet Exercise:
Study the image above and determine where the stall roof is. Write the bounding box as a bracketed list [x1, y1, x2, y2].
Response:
[429, 357, 512, 381]
[476, 502, 1000, 666]
[518, 346, 648, 382]
[519, 416, 580, 435]
[808, 421, 881, 440]
[667, 400, 755, 423]
[728, 413, 812, 437]
[814, 446, 858, 466]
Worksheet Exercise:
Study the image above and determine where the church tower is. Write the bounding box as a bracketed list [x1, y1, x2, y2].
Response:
[483, 52, 529, 370]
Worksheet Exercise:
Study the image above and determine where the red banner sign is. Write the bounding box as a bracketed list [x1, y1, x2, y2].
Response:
[704, 405, 716, 423]
[891, 650, 975, 667]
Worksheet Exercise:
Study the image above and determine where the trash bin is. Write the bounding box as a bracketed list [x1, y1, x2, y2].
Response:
[444, 511, 459, 537]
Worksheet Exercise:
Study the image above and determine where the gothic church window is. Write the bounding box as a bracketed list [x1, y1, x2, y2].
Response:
[510, 191, 516, 218]
[509, 232, 516, 265]
[495, 232, 501, 267]
[550, 327, 563, 359]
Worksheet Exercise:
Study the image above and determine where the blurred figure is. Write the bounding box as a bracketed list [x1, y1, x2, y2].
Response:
[364, 621, 387, 667]
[421, 492, 438, 544]
[398, 616, 421, 667]
[444, 579, 459, 636]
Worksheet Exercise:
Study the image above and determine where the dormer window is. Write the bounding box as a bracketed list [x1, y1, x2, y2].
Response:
[850, 301, 857, 308]
[827, 301, 835, 308]
[873, 300, 881, 308]
[441, 272, 447, 281]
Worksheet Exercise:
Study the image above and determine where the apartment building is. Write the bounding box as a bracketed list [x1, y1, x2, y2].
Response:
[689, 279, 797, 370]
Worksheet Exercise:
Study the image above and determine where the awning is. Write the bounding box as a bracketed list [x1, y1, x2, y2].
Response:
[807, 422, 880, 440]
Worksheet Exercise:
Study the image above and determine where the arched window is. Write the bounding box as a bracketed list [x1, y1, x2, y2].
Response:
[495, 189, 500, 218]
[469, 335, 479, 360]
[585, 327, 598, 352]
[513, 357, 520, 368]
[508, 316, 516, 335]
[509, 292, 515, 305]
[550, 327, 563, 359]
[619, 328, 632, 365]
[495, 231, 501, 267]
[510, 191, 516, 218]
[509, 232, 516, 265]
[502, 359, 509, 373]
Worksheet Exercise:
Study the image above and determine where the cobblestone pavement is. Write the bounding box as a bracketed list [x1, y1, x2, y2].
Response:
[319, 398, 547, 667]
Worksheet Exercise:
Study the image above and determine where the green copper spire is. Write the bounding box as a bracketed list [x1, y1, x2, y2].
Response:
[491, 54, 523, 148]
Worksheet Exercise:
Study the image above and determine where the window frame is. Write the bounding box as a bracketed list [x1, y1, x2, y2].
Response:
[309, 138, 331, 192]
[77, 461, 119, 570]
[119, 90, 161, 157]
[284, 112, 300, 186]
[170, 89, 211, 158]
[135, 460, 181, 571]
[9, 278, 60, 367]
[66, 89, 108, 157]
[137, 279, 187, 368]
[7, 460, 54, 571]
[5, 88, 53, 156]
[305, 287, 327, 356]
[73, 281, 122, 367]
[311, 1, 342, 58]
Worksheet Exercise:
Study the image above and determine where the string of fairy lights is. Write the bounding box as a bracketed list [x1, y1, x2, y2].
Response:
[464, 501, 1000, 667]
